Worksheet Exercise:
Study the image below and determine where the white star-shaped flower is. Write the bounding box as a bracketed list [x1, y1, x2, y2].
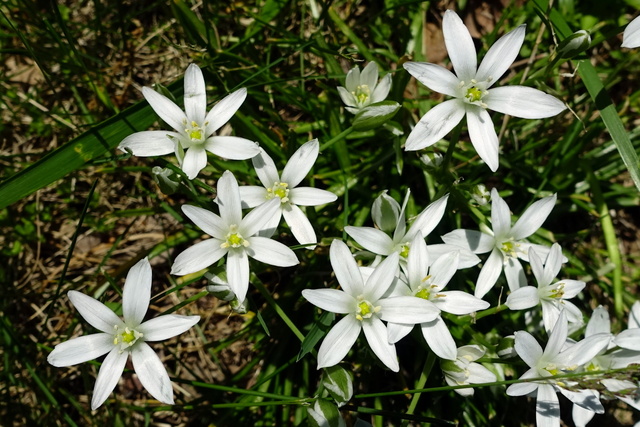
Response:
[119, 63, 260, 179]
[337, 62, 392, 114]
[403, 10, 566, 171]
[47, 258, 200, 410]
[441, 345, 496, 396]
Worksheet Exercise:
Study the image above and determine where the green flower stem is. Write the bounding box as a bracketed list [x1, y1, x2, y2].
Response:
[252, 273, 305, 341]
[319, 126, 354, 152]
[400, 350, 436, 427]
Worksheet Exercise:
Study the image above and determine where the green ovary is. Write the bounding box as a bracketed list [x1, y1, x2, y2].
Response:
[358, 301, 372, 317]
[415, 287, 430, 300]
[222, 225, 249, 249]
[465, 87, 483, 102]
[355, 297, 379, 321]
[353, 85, 371, 106]
[266, 181, 290, 203]
[398, 243, 410, 258]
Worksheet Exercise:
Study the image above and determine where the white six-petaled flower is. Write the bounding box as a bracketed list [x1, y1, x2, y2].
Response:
[238, 139, 337, 249]
[337, 62, 392, 114]
[47, 257, 200, 410]
[441, 345, 497, 396]
[170, 170, 299, 304]
[301, 240, 439, 371]
[119, 63, 260, 179]
[403, 10, 566, 171]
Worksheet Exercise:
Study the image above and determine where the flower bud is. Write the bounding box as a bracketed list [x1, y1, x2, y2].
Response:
[152, 166, 181, 195]
[371, 190, 401, 233]
[556, 30, 591, 59]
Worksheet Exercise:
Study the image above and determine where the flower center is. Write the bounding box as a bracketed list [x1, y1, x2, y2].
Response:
[266, 181, 290, 203]
[500, 239, 520, 259]
[221, 224, 250, 249]
[180, 119, 209, 147]
[113, 325, 143, 353]
[466, 87, 483, 102]
[395, 242, 411, 258]
[458, 79, 491, 108]
[353, 84, 371, 107]
[546, 283, 566, 299]
[355, 295, 381, 321]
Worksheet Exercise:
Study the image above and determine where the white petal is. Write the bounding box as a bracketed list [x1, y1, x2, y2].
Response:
[407, 233, 429, 290]
[466, 107, 499, 172]
[476, 25, 525, 85]
[182, 205, 226, 238]
[289, 187, 337, 206]
[205, 136, 260, 160]
[227, 249, 250, 303]
[138, 315, 200, 341]
[301, 289, 356, 314]
[572, 401, 597, 427]
[238, 186, 269, 208]
[344, 226, 394, 256]
[536, 384, 561, 427]
[435, 291, 490, 315]
[251, 149, 280, 188]
[371, 74, 392, 103]
[629, 301, 640, 329]
[364, 252, 400, 302]
[142, 86, 187, 131]
[474, 248, 503, 298]
[544, 311, 568, 359]
[485, 86, 566, 119]
[506, 369, 540, 396]
[246, 236, 299, 267]
[560, 279, 586, 299]
[510, 194, 557, 240]
[184, 63, 207, 123]
[363, 317, 399, 372]
[283, 204, 317, 248]
[317, 315, 361, 369]
[217, 170, 243, 225]
[427, 244, 481, 268]
[345, 66, 360, 92]
[181, 147, 207, 180]
[68, 291, 123, 333]
[506, 286, 539, 310]
[240, 198, 281, 237]
[467, 363, 497, 384]
[360, 62, 379, 90]
[614, 328, 640, 351]
[504, 257, 526, 291]
[330, 240, 364, 296]
[378, 296, 439, 323]
[442, 10, 477, 82]
[586, 306, 611, 337]
[559, 388, 603, 414]
[131, 342, 174, 404]
[123, 257, 152, 326]
[118, 131, 177, 156]
[542, 244, 564, 285]
[514, 330, 543, 368]
[387, 322, 413, 344]
[170, 239, 227, 276]
[281, 139, 319, 188]
[403, 62, 459, 97]
[428, 250, 459, 292]
[440, 229, 495, 254]
[337, 86, 356, 107]
[623, 15, 640, 48]
[490, 189, 511, 238]
[421, 317, 457, 360]
[91, 347, 128, 410]
[204, 88, 247, 134]
[405, 100, 465, 151]
[48, 333, 114, 367]
[405, 193, 449, 240]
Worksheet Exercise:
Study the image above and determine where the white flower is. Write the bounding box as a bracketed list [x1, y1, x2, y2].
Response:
[506, 243, 585, 332]
[47, 258, 200, 410]
[119, 63, 260, 179]
[622, 15, 640, 48]
[403, 10, 566, 171]
[337, 62, 392, 114]
[238, 139, 337, 249]
[442, 188, 557, 298]
[441, 345, 497, 396]
[507, 312, 610, 427]
[171, 170, 299, 304]
[301, 240, 439, 371]
[386, 233, 489, 360]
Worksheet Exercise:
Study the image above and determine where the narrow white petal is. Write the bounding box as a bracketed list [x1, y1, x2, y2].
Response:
[142, 87, 187, 131]
[204, 88, 247, 134]
[542, 244, 564, 285]
[560, 280, 586, 299]
[485, 86, 566, 118]
[405, 100, 465, 151]
[514, 330, 543, 368]
[344, 226, 394, 256]
[227, 249, 250, 303]
[205, 136, 260, 160]
[289, 187, 337, 206]
[345, 67, 360, 92]
[421, 317, 457, 360]
[435, 291, 490, 315]
[371, 74, 392, 103]
[474, 248, 503, 298]
[504, 257, 526, 291]
[238, 186, 269, 208]
[365, 252, 400, 302]
[544, 312, 568, 359]
[170, 239, 227, 276]
[337, 86, 356, 107]
[536, 384, 561, 427]
[317, 315, 361, 369]
[559, 388, 603, 413]
[131, 342, 174, 404]
[428, 251, 459, 291]
[118, 131, 177, 156]
[68, 291, 123, 333]
[301, 289, 356, 314]
[217, 171, 243, 225]
[181, 147, 207, 180]
[407, 233, 429, 290]
[427, 244, 481, 268]
[571, 400, 597, 427]
[48, 333, 114, 367]
[184, 63, 207, 123]
[614, 328, 640, 351]
[441, 229, 495, 254]
[182, 205, 226, 238]
[246, 236, 298, 267]
[91, 347, 128, 410]
[623, 15, 640, 48]
[379, 296, 440, 323]
[363, 317, 399, 372]
[330, 240, 364, 296]
[510, 194, 557, 240]
[138, 315, 200, 341]
[283, 204, 317, 248]
[281, 139, 319, 188]
[405, 193, 449, 240]
[476, 25, 526, 84]
[490, 189, 511, 239]
[586, 306, 611, 337]
[387, 322, 413, 344]
[506, 286, 539, 310]
[466, 107, 500, 172]
[123, 257, 152, 326]
[442, 10, 477, 82]
[467, 363, 497, 384]
[251, 149, 280, 188]
[541, 300, 562, 335]
[506, 369, 540, 396]
[360, 62, 379, 90]
[240, 198, 281, 237]
[403, 62, 459, 97]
